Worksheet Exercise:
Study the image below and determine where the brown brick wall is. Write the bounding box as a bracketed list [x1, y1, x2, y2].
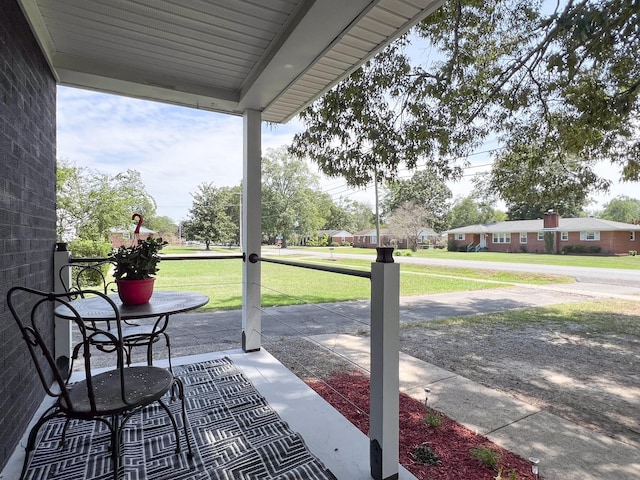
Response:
[0, 0, 57, 470]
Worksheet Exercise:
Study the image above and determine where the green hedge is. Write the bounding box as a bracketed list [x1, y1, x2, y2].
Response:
[561, 244, 602, 255]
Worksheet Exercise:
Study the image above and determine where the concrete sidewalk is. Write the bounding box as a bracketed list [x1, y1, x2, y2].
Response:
[311, 334, 640, 480]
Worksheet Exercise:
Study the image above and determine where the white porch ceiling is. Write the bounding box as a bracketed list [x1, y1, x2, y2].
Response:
[18, 0, 443, 123]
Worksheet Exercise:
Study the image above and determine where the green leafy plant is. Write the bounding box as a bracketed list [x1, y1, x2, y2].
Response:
[470, 447, 502, 470]
[111, 236, 168, 280]
[422, 408, 442, 428]
[411, 444, 440, 465]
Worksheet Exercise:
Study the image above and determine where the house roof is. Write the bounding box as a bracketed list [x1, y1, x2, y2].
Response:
[446, 217, 640, 234]
[319, 230, 353, 237]
[354, 227, 437, 237]
[19, 0, 443, 123]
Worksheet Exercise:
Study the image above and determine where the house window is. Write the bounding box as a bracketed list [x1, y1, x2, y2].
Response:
[631, 231, 636, 241]
[537, 232, 544, 241]
[579, 231, 600, 241]
[455, 233, 466, 241]
[519, 233, 527, 244]
[561, 232, 568, 241]
[492, 233, 511, 244]
[371, 235, 377, 245]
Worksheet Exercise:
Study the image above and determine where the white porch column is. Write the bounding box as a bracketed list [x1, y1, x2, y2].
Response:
[53, 244, 72, 370]
[369, 247, 400, 480]
[242, 109, 262, 352]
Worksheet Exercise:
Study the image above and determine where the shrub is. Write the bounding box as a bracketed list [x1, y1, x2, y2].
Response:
[411, 444, 440, 465]
[66, 239, 113, 288]
[447, 239, 457, 252]
[561, 244, 602, 255]
[68, 239, 112, 258]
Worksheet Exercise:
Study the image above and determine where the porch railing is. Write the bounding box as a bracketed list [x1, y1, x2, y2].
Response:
[54, 245, 401, 480]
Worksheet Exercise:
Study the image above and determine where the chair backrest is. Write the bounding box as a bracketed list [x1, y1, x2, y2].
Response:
[6, 287, 126, 413]
[58, 261, 116, 299]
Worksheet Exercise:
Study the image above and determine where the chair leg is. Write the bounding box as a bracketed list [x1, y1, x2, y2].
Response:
[110, 415, 122, 480]
[156, 399, 182, 454]
[174, 377, 193, 458]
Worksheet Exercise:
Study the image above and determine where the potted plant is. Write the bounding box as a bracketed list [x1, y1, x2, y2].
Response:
[110, 236, 168, 304]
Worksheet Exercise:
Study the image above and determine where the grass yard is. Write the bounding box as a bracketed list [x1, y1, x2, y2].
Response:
[153, 253, 572, 311]
[408, 299, 640, 334]
[300, 246, 640, 270]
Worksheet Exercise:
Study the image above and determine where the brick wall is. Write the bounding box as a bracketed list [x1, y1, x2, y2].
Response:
[0, 0, 57, 471]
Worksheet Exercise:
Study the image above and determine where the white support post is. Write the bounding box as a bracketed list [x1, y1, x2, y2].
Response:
[369, 247, 400, 480]
[53, 244, 72, 369]
[242, 109, 262, 352]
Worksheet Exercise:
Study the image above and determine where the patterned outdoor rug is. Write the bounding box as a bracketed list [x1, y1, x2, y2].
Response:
[25, 358, 337, 479]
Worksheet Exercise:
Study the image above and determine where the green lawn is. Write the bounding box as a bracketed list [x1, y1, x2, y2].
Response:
[301, 246, 640, 270]
[153, 254, 572, 311]
[408, 299, 640, 335]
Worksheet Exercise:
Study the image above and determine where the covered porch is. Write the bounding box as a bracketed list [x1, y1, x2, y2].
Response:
[1, 1, 444, 478]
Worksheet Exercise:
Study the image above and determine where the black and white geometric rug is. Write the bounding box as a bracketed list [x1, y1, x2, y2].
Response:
[25, 358, 337, 479]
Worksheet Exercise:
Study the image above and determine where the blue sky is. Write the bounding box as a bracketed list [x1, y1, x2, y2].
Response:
[57, 86, 638, 224]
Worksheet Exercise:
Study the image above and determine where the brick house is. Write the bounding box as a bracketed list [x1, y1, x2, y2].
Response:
[353, 228, 438, 249]
[317, 230, 354, 245]
[446, 212, 640, 254]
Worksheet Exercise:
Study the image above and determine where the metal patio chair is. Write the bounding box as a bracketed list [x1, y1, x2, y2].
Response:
[7, 286, 192, 480]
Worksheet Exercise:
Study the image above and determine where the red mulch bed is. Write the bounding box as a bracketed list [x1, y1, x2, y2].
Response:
[306, 371, 537, 480]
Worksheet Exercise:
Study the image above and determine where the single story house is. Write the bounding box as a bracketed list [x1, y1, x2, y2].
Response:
[317, 230, 354, 245]
[353, 227, 439, 249]
[446, 211, 640, 254]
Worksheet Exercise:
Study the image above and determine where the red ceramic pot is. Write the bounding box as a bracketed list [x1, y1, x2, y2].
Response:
[116, 278, 155, 305]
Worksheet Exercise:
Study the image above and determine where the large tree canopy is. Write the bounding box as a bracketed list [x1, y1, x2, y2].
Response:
[291, 0, 639, 207]
[449, 196, 507, 228]
[261, 147, 325, 247]
[382, 170, 452, 232]
[598, 195, 640, 223]
[57, 160, 156, 242]
[184, 183, 239, 249]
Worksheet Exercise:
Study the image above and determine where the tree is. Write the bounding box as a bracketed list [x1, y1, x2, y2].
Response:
[144, 215, 178, 237]
[599, 196, 640, 223]
[262, 147, 325, 247]
[184, 183, 237, 249]
[322, 198, 375, 233]
[482, 148, 600, 219]
[291, 0, 639, 217]
[388, 202, 435, 251]
[383, 170, 452, 232]
[413, 0, 640, 181]
[56, 159, 157, 242]
[289, 38, 463, 244]
[449, 196, 506, 228]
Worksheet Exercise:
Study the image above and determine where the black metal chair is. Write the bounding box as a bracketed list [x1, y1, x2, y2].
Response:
[59, 261, 173, 369]
[7, 286, 192, 480]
